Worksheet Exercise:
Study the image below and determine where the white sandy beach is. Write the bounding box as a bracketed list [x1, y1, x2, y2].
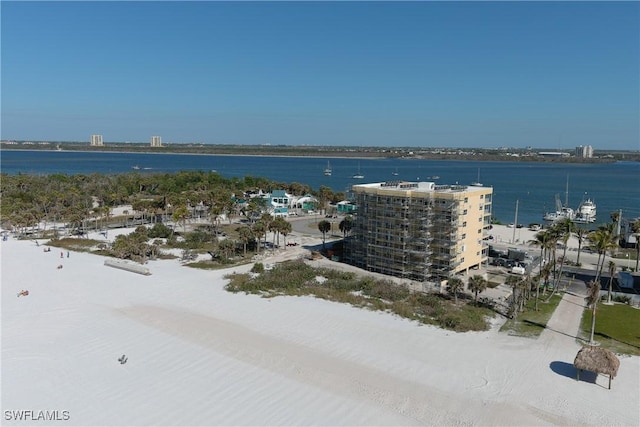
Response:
[1, 225, 639, 426]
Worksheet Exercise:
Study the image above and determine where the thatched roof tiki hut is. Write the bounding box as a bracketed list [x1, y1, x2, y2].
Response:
[574, 346, 620, 390]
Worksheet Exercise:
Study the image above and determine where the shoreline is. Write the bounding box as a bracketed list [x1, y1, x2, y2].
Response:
[0, 146, 627, 163]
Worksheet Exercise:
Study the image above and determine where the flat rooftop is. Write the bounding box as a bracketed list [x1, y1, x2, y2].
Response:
[352, 181, 491, 194]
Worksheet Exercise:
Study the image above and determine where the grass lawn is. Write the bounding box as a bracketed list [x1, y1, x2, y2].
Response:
[579, 302, 640, 356]
[500, 293, 563, 338]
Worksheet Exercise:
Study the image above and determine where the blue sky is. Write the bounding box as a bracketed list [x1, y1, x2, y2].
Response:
[2, 1, 638, 149]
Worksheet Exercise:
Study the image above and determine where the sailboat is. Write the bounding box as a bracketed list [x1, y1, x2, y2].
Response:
[470, 168, 482, 186]
[543, 175, 575, 222]
[323, 161, 332, 176]
[352, 163, 364, 179]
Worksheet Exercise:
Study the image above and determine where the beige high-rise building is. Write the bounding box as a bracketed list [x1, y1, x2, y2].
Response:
[344, 181, 493, 282]
[150, 136, 162, 147]
[90, 135, 104, 146]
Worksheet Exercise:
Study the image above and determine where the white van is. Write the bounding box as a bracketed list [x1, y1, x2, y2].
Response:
[511, 266, 526, 275]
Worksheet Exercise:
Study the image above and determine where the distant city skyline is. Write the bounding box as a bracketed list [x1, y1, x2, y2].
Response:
[2, 2, 638, 150]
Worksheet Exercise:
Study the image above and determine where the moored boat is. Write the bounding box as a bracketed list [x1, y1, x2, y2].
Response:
[470, 168, 482, 186]
[544, 194, 575, 222]
[352, 163, 364, 179]
[323, 161, 332, 176]
[574, 198, 597, 223]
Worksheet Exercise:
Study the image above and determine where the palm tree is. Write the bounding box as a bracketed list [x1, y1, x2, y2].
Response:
[259, 213, 273, 249]
[589, 226, 618, 282]
[339, 215, 354, 238]
[268, 217, 279, 248]
[468, 275, 487, 303]
[585, 279, 601, 345]
[172, 205, 190, 233]
[573, 227, 589, 266]
[552, 219, 574, 295]
[280, 219, 292, 248]
[519, 275, 532, 312]
[606, 260, 616, 304]
[318, 220, 331, 250]
[539, 261, 553, 299]
[506, 274, 523, 318]
[237, 225, 254, 256]
[631, 218, 640, 272]
[317, 185, 333, 215]
[218, 238, 236, 259]
[447, 276, 464, 304]
[529, 230, 550, 277]
[252, 221, 267, 253]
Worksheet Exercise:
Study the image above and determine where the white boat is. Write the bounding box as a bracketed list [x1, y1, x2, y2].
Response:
[132, 165, 140, 170]
[544, 194, 575, 222]
[470, 168, 482, 186]
[574, 198, 597, 223]
[392, 167, 399, 176]
[543, 175, 575, 222]
[352, 163, 364, 179]
[323, 161, 332, 176]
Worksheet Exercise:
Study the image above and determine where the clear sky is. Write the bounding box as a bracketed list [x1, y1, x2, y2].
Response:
[2, 1, 638, 149]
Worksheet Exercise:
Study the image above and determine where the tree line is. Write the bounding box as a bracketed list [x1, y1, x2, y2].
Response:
[0, 171, 345, 234]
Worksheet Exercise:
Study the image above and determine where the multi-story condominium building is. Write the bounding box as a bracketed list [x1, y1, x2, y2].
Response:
[344, 181, 493, 283]
[150, 136, 162, 147]
[575, 145, 593, 158]
[90, 135, 103, 146]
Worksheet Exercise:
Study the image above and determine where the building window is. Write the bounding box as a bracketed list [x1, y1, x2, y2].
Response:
[462, 221, 467, 227]
[462, 234, 466, 239]
[478, 229, 482, 234]
[464, 197, 468, 203]
[463, 209, 468, 215]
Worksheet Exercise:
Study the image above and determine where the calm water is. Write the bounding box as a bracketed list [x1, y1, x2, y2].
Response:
[2, 149, 639, 226]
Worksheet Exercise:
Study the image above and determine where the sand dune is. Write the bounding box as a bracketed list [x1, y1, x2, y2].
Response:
[1, 230, 638, 426]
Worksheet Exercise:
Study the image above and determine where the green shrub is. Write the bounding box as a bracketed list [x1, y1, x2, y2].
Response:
[251, 262, 264, 273]
[148, 223, 172, 238]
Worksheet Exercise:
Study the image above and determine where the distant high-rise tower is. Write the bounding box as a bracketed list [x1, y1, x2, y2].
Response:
[575, 145, 593, 158]
[150, 136, 162, 147]
[90, 135, 104, 146]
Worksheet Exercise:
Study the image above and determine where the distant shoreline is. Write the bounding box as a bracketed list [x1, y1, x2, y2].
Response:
[0, 147, 383, 161]
[0, 145, 628, 163]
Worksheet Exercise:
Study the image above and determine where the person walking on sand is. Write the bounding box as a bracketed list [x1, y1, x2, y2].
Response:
[60, 251, 64, 258]
[67, 251, 69, 258]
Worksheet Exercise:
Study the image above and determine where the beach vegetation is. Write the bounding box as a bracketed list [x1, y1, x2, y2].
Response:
[251, 262, 265, 273]
[500, 293, 562, 337]
[46, 237, 102, 252]
[224, 260, 494, 332]
[446, 276, 464, 304]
